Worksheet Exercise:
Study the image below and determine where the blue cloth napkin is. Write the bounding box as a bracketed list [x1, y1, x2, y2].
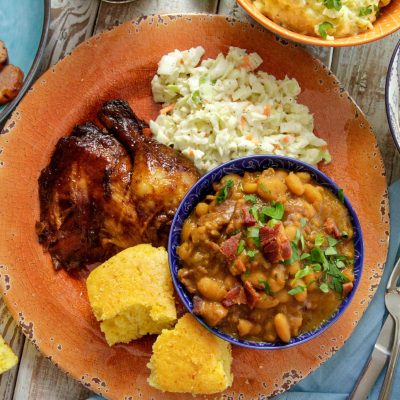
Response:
[88, 181, 400, 400]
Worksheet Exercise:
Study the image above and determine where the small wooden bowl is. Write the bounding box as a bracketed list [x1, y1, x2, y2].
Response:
[237, 0, 400, 47]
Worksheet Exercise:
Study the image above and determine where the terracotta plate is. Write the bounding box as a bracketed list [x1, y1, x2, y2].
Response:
[0, 15, 389, 399]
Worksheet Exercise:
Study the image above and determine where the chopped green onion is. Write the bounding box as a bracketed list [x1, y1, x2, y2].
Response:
[318, 21, 334, 39]
[323, 0, 342, 11]
[247, 249, 258, 260]
[237, 240, 245, 255]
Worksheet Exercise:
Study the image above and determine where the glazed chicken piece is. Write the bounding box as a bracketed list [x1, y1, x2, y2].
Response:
[37, 100, 200, 270]
[98, 99, 200, 245]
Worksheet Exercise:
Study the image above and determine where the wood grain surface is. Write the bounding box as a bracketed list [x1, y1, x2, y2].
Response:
[0, 0, 398, 399]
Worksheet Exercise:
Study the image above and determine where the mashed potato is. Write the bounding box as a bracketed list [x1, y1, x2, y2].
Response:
[253, 0, 391, 39]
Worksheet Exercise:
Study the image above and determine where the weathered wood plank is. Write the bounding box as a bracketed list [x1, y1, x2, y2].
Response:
[94, 0, 219, 34]
[0, 298, 25, 400]
[40, 0, 101, 71]
[331, 32, 400, 184]
[9, 1, 101, 400]
[217, 0, 333, 68]
[13, 341, 91, 400]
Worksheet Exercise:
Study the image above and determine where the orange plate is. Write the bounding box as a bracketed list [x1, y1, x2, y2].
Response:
[237, 0, 400, 47]
[0, 15, 389, 399]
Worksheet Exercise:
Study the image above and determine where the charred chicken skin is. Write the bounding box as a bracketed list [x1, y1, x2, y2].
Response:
[37, 100, 200, 270]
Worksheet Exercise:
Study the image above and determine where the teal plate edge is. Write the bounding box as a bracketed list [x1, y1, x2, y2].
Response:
[0, 0, 50, 125]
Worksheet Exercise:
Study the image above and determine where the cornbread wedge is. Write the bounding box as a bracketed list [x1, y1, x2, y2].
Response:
[0, 335, 18, 374]
[86, 244, 177, 346]
[147, 313, 233, 394]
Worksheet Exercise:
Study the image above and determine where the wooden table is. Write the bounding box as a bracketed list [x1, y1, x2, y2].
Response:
[0, 1, 398, 399]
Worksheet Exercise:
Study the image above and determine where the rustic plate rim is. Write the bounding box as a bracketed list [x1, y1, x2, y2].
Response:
[0, 13, 389, 399]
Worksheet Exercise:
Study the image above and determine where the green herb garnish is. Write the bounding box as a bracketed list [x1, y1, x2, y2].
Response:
[319, 283, 329, 293]
[314, 233, 325, 247]
[318, 21, 334, 39]
[300, 252, 311, 260]
[300, 218, 307, 228]
[288, 285, 306, 296]
[267, 219, 280, 228]
[259, 182, 271, 194]
[259, 280, 272, 295]
[295, 265, 313, 280]
[325, 246, 338, 256]
[285, 241, 300, 265]
[261, 202, 284, 220]
[337, 188, 345, 203]
[216, 180, 234, 204]
[244, 194, 257, 203]
[249, 205, 259, 221]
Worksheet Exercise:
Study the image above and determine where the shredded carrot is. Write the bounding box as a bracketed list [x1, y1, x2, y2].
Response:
[239, 55, 255, 71]
[282, 136, 290, 144]
[160, 103, 176, 115]
[245, 134, 253, 140]
[188, 149, 195, 157]
[241, 116, 246, 127]
[263, 105, 272, 116]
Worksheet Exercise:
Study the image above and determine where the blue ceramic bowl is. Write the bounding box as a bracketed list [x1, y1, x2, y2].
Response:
[0, 0, 50, 125]
[168, 155, 364, 349]
[386, 39, 400, 153]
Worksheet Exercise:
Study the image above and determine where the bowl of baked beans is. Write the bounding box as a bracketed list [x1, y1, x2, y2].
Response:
[168, 155, 363, 349]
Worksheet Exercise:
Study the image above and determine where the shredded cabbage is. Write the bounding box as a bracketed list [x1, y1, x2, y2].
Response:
[150, 47, 331, 173]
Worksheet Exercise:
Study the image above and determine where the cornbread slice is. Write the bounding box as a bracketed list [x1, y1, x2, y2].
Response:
[86, 244, 177, 346]
[0, 335, 18, 374]
[147, 313, 233, 394]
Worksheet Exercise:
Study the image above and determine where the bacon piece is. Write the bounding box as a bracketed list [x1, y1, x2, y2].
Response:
[324, 217, 341, 239]
[342, 282, 354, 297]
[244, 281, 261, 309]
[220, 233, 241, 261]
[222, 284, 247, 307]
[242, 208, 256, 226]
[259, 223, 292, 263]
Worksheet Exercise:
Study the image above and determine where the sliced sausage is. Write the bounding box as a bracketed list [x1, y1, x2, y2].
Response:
[0, 41, 8, 68]
[0, 64, 24, 105]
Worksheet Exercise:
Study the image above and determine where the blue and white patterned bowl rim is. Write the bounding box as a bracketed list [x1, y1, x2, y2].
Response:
[386, 39, 400, 153]
[168, 155, 364, 350]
